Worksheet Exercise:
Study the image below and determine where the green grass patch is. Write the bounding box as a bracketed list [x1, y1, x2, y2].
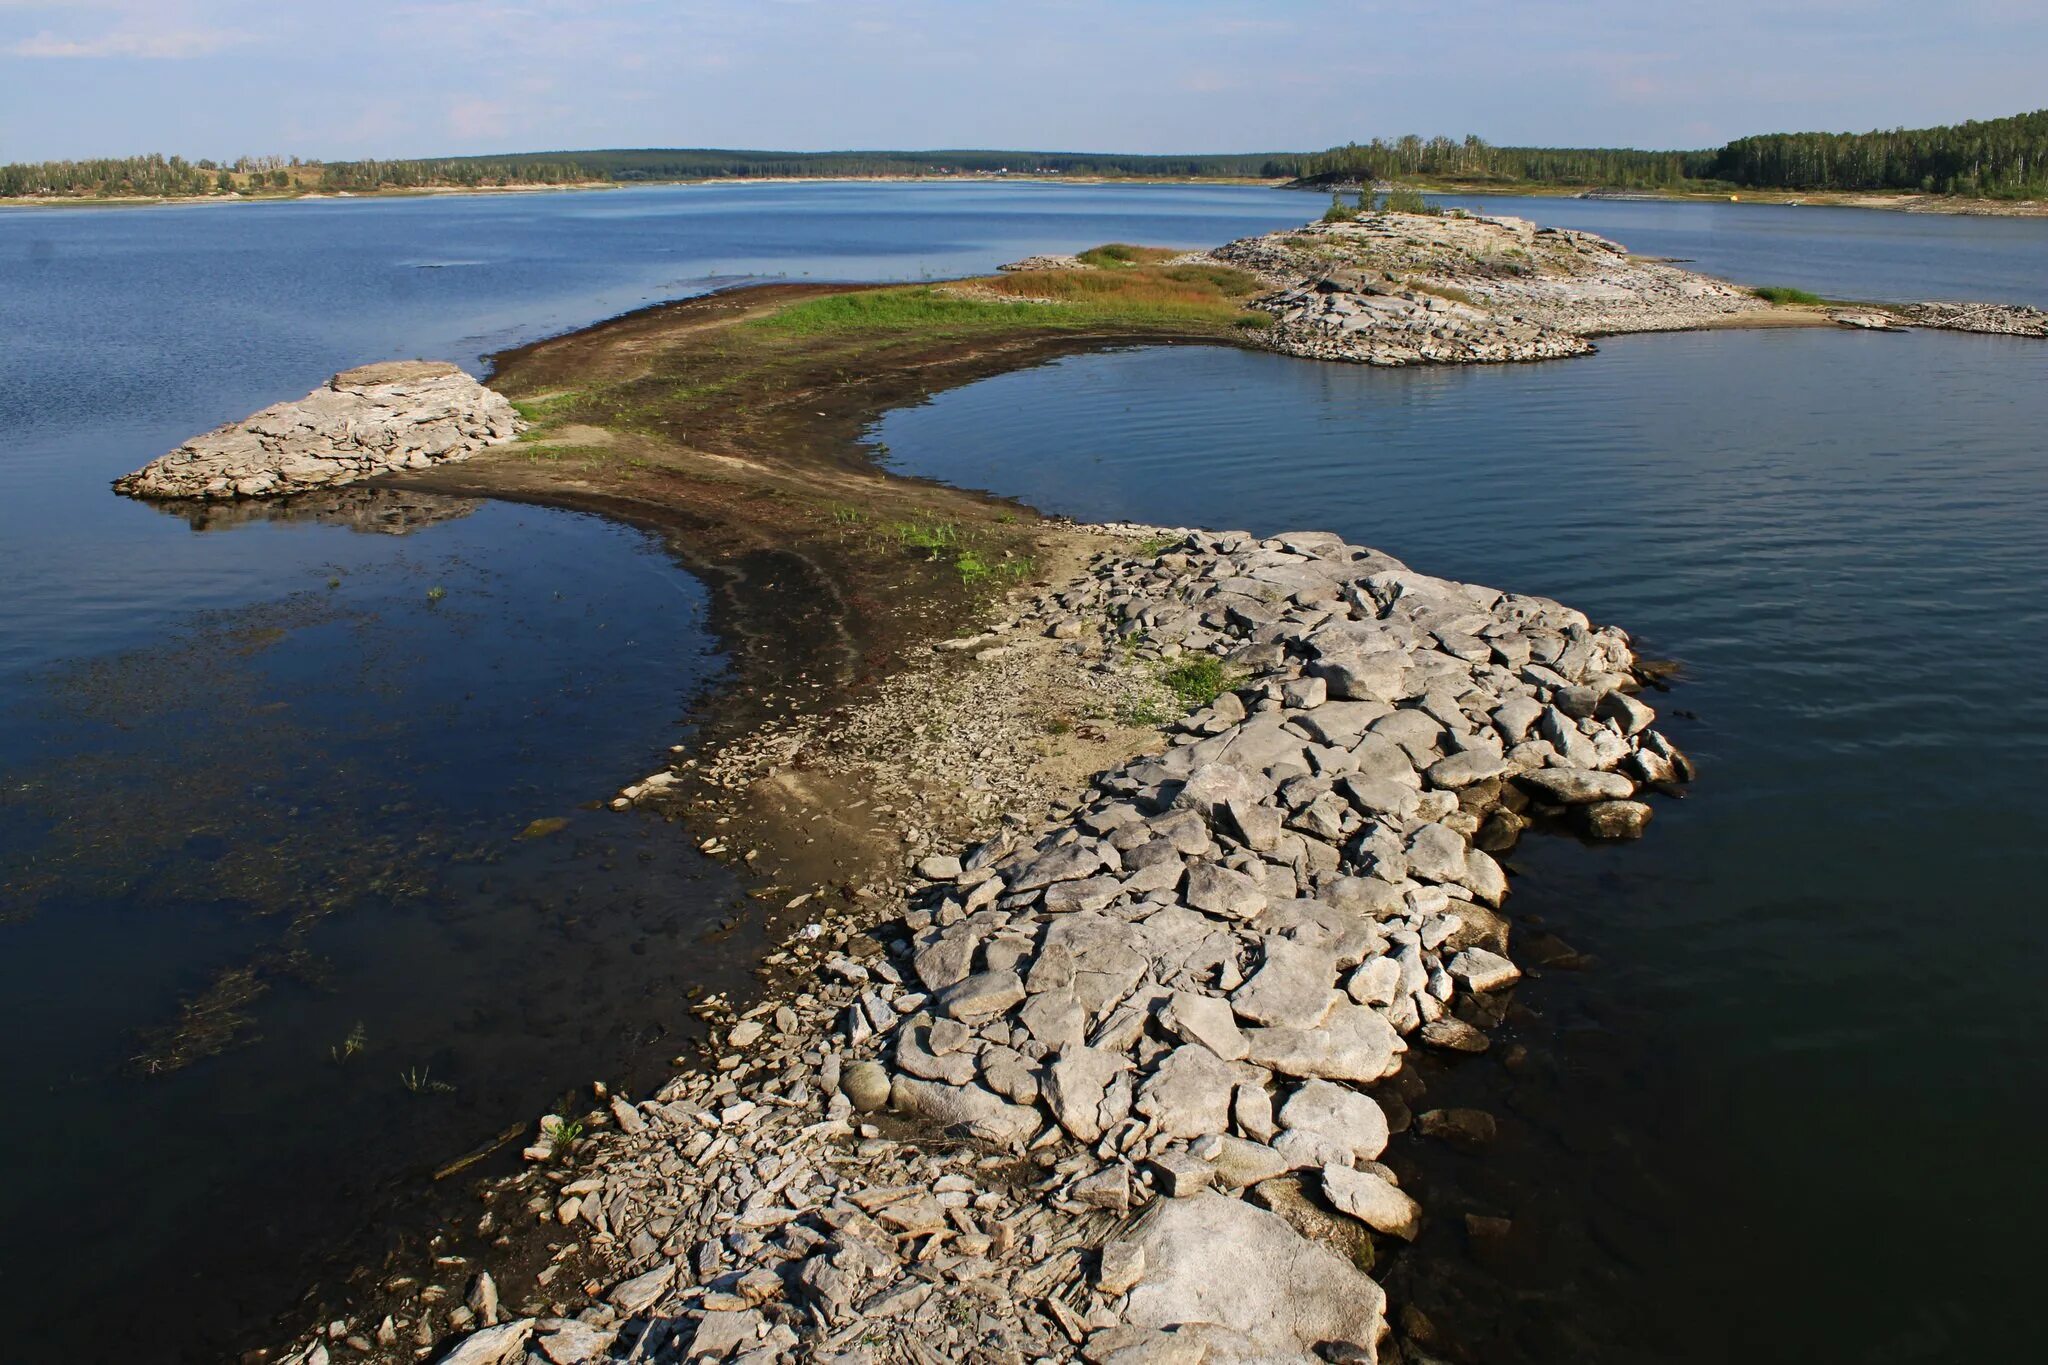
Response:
[1077, 242, 1181, 269]
[751, 260, 1263, 343]
[893, 519, 959, 556]
[953, 549, 1032, 588]
[1406, 280, 1477, 307]
[1159, 655, 1241, 710]
[510, 392, 582, 421]
[1751, 285, 1826, 305]
[755, 288, 1056, 337]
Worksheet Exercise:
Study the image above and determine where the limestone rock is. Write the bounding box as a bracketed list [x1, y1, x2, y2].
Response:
[1321, 1163, 1423, 1240]
[1124, 1193, 1386, 1360]
[115, 362, 524, 501]
[1278, 1079, 1390, 1163]
[1244, 1004, 1404, 1083]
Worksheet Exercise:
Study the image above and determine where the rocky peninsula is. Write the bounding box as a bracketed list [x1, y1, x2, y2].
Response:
[113, 361, 523, 500]
[236, 210, 2035, 1365]
[275, 522, 1687, 1365]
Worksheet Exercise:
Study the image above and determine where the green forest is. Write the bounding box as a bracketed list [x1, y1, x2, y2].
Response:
[5, 108, 2045, 201]
[1703, 109, 2048, 195]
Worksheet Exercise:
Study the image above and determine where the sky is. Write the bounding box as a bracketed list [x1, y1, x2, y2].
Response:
[2, 1, 2045, 162]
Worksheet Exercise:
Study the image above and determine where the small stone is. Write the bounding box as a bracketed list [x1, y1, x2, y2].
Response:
[1072, 1165, 1131, 1212]
[1151, 1150, 1217, 1197]
[841, 1060, 891, 1112]
[1418, 1017, 1490, 1053]
[1098, 1239, 1146, 1296]
[1230, 939, 1341, 1029]
[1321, 1163, 1422, 1240]
[686, 1309, 764, 1359]
[1137, 1045, 1241, 1139]
[1517, 767, 1634, 804]
[938, 969, 1027, 1020]
[1191, 1133, 1291, 1188]
[1447, 948, 1520, 992]
[1184, 864, 1268, 921]
[1277, 1079, 1389, 1163]
[916, 854, 964, 881]
[608, 1263, 675, 1314]
[1581, 798, 1653, 839]
[1158, 990, 1250, 1061]
[1417, 1107, 1498, 1149]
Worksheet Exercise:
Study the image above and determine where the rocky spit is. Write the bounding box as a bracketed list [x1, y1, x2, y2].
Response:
[1897, 299, 2048, 337]
[1205, 211, 1770, 365]
[113, 361, 523, 501]
[287, 527, 1692, 1365]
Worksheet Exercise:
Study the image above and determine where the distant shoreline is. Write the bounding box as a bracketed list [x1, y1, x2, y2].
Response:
[7, 173, 2045, 218]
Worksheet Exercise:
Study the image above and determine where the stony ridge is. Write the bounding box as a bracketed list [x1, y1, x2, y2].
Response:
[113, 360, 523, 501]
[1209, 211, 1768, 365]
[1898, 299, 2048, 337]
[309, 527, 1692, 1365]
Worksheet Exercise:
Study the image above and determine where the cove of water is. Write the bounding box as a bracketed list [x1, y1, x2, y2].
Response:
[870, 324, 2048, 1362]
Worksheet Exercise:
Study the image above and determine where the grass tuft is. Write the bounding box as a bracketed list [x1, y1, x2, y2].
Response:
[1077, 243, 1181, 269]
[1159, 655, 1240, 709]
[1752, 285, 1826, 305]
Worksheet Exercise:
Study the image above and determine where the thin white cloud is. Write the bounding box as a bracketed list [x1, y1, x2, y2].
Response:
[6, 26, 250, 58]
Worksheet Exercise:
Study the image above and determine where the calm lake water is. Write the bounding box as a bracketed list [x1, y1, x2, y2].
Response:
[3, 182, 2042, 1360]
[872, 324, 2048, 1356]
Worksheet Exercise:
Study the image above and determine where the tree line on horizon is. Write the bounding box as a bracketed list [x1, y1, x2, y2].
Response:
[6, 109, 2045, 201]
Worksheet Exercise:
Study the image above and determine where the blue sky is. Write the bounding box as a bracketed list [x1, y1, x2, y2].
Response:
[3, 1, 2044, 161]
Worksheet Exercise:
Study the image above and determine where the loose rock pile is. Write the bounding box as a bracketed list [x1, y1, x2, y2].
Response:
[1212, 212, 1768, 365]
[113, 361, 524, 500]
[338, 528, 1690, 1365]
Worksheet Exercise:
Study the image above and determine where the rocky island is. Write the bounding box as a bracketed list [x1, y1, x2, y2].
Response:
[113, 360, 523, 501]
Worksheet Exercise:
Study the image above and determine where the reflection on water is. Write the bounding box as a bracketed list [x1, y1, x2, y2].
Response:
[0, 503, 742, 1361]
[148, 485, 485, 535]
[871, 328, 2048, 1364]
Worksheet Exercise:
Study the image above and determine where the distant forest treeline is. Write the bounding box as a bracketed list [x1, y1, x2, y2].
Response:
[1291, 136, 1710, 189]
[462, 147, 1302, 181]
[1708, 108, 2048, 196]
[6, 109, 2045, 200]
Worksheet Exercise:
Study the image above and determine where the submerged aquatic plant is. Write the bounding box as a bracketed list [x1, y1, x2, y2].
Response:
[329, 1021, 367, 1064]
[399, 1065, 456, 1095]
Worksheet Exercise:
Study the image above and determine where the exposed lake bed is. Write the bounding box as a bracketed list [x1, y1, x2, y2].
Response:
[4, 184, 2045, 1363]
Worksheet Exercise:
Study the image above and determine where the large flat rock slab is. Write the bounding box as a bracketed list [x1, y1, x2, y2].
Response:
[114, 361, 524, 501]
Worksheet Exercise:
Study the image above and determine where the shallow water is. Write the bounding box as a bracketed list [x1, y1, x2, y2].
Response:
[3, 182, 2043, 1359]
[871, 325, 2048, 1361]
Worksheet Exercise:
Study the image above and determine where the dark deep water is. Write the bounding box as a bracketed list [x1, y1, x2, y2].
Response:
[871, 327, 2048, 1361]
[2, 182, 2043, 1360]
